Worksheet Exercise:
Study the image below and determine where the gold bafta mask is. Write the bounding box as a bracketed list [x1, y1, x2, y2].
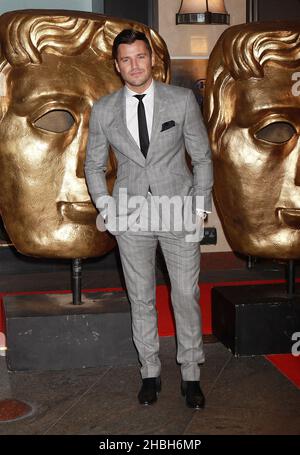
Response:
[0, 10, 170, 259]
[205, 21, 300, 259]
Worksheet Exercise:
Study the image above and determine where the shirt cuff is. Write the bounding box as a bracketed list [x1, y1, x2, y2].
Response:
[196, 208, 211, 218]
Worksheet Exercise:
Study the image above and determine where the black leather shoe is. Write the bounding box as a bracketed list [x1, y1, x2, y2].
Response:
[181, 381, 205, 409]
[138, 377, 161, 405]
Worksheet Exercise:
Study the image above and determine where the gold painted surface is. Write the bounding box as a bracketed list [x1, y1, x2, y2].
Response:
[0, 10, 170, 258]
[204, 21, 300, 259]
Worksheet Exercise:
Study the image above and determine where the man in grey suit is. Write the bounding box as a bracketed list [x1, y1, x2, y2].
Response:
[85, 29, 213, 408]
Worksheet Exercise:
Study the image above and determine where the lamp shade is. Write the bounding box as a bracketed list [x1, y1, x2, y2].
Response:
[176, 0, 230, 24]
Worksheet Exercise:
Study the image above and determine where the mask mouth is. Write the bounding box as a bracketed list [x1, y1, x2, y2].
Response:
[57, 201, 97, 225]
[276, 207, 300, 229]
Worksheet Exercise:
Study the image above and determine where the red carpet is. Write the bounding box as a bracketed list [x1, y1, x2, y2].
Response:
[266, 354, 300, 389]
[0, 279, 299, 388]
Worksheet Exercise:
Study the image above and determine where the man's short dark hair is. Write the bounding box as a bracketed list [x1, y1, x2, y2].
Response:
[112, 29, 152, 60]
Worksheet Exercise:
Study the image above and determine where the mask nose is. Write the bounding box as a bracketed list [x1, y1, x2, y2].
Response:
[57, 121, 91, 202]
[76, 128, 87, 179]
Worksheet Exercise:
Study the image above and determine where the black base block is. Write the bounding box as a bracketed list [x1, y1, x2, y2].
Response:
[212, 284, 300, 356]
[4, 291, 137, 371]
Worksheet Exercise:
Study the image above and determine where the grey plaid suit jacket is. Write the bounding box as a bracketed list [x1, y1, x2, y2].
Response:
[85, 80, 213, 226]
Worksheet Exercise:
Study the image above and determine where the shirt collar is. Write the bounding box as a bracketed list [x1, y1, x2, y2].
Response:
[125, 79, 154, 99]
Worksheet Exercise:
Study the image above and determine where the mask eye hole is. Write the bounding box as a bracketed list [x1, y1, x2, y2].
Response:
[34, 110, 75, 133]
[255, 121, 296, 144]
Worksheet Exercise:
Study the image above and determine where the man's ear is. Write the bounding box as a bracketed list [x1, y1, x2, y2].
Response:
[115, 59, 120, 74]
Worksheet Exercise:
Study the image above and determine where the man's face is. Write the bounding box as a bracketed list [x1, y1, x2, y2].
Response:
[0, 51, 121, 258]
[214, 63, 300, 258]
[115, 40, 154, 93]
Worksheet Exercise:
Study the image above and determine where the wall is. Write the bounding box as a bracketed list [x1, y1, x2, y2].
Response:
[258, 0, 300, 21]
[0, 0, 94, 14]
[158, 0, 246, 252]
[104, 0, 148, 25]
[159, 0, 246, 57]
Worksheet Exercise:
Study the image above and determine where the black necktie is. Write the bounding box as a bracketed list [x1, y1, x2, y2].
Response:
[134, 94, 149, 158]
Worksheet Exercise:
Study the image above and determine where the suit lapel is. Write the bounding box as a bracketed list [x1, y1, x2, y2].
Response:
[147, 81, 168, 162]
[112, 81, 168, 166]
[113, 88, 146, 167]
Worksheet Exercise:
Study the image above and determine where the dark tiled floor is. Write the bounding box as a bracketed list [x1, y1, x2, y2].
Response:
[0, 252, 299, 435]
[0, 339, 299, 435]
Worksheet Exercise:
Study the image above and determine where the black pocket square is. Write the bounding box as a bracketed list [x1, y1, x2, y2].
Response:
[161, 120, 175, 132]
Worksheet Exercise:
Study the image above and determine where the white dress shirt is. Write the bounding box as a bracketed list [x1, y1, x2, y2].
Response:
[124, 79, 154, 147]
